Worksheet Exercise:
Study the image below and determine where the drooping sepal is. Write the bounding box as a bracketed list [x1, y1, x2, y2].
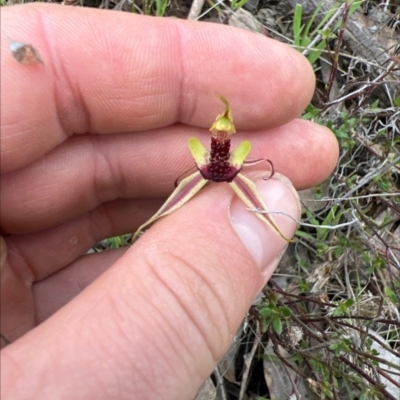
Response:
[132, 172, 207, 242]
[229, 173, 294, 242]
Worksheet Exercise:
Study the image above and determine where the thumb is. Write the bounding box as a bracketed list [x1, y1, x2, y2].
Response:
[1, 174, 300, 400]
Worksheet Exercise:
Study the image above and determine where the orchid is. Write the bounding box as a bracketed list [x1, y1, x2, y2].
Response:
[132, 96, 293, 243]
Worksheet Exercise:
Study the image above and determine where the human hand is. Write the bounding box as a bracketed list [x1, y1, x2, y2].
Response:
[1, 4, 338, 399]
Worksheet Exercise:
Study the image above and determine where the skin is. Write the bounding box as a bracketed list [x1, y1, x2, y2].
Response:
[0, 4, 339, 400]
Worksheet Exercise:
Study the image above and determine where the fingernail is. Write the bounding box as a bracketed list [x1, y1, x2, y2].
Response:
[229, 174, 300, 274]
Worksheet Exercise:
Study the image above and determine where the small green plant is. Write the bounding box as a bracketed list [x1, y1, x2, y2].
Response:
[258, 293, 292, 335]
[384, 286, 398, 304]
[292, 1, 362, 65]
[230, 0, 249, 10]
[332, 298, 354, 317]
[141, 0, 169, 16]
[329, 337, 352, 354]
[292, 2, 332, 64]
[327, 112, 359, 149]
[303, 105, 358, 150]
[154, 0, 169, 16]
[105, 235, 131, 249]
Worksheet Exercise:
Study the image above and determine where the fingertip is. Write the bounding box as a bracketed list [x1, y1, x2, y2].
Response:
[230, 173, 300, 274]
[295, 121, 339, 187]
[245, 118, 339, 190]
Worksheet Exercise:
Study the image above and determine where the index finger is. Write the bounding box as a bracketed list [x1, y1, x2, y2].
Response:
[0, 3, 315, 173]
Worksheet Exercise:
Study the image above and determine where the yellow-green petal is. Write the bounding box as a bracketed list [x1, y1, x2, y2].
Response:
[188, 137, 209, 167]
[230, 140, 251, 168]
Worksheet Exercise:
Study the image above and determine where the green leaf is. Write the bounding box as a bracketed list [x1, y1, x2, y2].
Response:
[293, 4, 303, 46]
[307, 40, 327, 65]
[294, 230, 316, 241]
[333, 307, 344, 316]
[259, 306, 273, 318]
[231, 0, 249, 10]
[279, 307, 292, 318]
[272, 316, 283, 335]
[344, 298, 354, 308]
[384, 286, 398, 303]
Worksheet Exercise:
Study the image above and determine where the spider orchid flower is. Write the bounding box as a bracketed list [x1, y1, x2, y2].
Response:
[132, 96, 293, 242]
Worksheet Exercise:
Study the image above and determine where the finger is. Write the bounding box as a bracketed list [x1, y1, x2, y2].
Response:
[2, 242, 127, 345]
[2, 196, 152, 345]
[1, 173, 300, 399]
[0, 237, 35, 346]
[33, 248, 128, 324]
[1, 119, 337, 233]
[4, 198, 163, 283]
[1, 3, 315, 173]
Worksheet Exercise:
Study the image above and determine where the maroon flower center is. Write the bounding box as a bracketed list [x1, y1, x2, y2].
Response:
[197, 137, 237, 182]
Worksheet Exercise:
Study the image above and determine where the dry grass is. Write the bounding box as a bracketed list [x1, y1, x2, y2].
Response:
[203, 2, 400, 399]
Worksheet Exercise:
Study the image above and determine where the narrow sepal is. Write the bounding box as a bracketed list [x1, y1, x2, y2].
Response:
[132, 172, 207, 242]
[229, 173, 294, 242]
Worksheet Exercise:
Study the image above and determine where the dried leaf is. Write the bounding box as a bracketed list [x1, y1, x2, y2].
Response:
[194, 377, 216, 400]
[9, 39, 44, 65]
